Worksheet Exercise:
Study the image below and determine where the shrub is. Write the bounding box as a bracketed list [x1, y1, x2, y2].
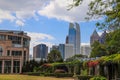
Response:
[54, 69, 66, 73]
[55, 73, 74, 77]
[25, 72, 40, 76]
[77, 75, 92, 80]
[44, 73, 55, 76]
[90, 76, 107, 80]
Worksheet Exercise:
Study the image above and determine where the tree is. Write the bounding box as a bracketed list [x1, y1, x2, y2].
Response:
[105, 29, 120, 55]
[90, 29, 120, 57]
[66, 54, 87, 62]
[47, 50, 63, 63]
[90, 41, 107, 57]
[22, 59, 39, 72]
[70, 0, 120, 30]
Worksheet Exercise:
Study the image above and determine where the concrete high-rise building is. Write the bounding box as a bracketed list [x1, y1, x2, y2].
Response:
[68, 23, 80, 54]
[81, 44, 91, 57]
[33, 44, 48, 59]
[58, 44, 65, 59]
[90, 30, 100, 45]
[0, 30, 30, 73]
[50, 45, 59, 51]
[64, 44, 74, 60]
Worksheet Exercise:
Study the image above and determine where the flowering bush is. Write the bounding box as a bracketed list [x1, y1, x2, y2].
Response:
[42, 63, 52, 67]
[88, 61, 99, 67]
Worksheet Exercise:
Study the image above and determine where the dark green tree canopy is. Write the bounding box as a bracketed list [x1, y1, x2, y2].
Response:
[47, 50, 63, 63]
[105, 29, 120, 55]
[90, 41, 107, 57]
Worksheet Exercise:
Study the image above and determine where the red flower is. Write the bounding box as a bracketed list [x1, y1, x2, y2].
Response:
[88, 61, 99, 67]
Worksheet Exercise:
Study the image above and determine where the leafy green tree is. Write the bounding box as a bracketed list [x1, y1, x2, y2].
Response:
[66, 54, 87, 62]
[105, 29, 120, 55]
[22, 59, 39, 72]
[90, 41, 107, 57]
[47, 50, 63, 63]
[70, 0, 120, 30]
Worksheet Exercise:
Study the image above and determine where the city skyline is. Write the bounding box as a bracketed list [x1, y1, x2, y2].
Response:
[0, 0, 103, 55]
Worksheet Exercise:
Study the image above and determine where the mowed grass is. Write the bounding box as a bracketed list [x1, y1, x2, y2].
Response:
[0, 74, 74, 80]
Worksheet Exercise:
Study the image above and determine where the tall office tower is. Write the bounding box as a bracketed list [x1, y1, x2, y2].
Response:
[68, 23, 80, 54]
[99, 30, 107, 44]
[65, 35, 69, 44]
[75, 23, 80, 54]
[33, 44, 48, 59]
[90, 30, 100, 45]
[64, 44, 74, 60]
[58, 44, 65, 59]
[0, 30, 30, 73]
[81, 44, 91, 57]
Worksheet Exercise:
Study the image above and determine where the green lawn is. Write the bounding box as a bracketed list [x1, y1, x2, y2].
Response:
[0, 74, 74, 80]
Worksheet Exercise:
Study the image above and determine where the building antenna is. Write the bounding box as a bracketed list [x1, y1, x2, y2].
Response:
[19, 25, 22, 31]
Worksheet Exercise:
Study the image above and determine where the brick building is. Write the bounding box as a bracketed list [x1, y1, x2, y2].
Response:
[0, 30, 30, 73]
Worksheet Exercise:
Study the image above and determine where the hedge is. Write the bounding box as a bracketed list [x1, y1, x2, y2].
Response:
[25, 72, 41, 76]
[44, 73, 55, 76]
[90, 76, 107, 80]
[55, 73, 74, 78]
[76, 75, 93, 80]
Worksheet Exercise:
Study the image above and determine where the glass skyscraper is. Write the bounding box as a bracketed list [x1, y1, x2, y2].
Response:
[68, 23, 80, 54]
[33, 44, 48, 59]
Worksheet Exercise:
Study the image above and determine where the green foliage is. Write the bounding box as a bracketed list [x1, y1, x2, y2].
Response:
[87, 0, 120, 30]
[66, 54, 87, 62]
[76, 75, 92, 80]
[47, 50, 63, 63]
[44, 73, 55, 76]
[90, 41, 107, 57]
[55, 73, 74, 78]
[25, 72, 40, 76]
[90, 76, 107, 80]
[105, 29, 120, 55]
[98, 54, 120, 64]
[67, 0, 83, 10]
[81, 69, 87, 76]
[70, 0, 120, 30]
[22, 60, 39, 72]
[90, 30, 120, 57]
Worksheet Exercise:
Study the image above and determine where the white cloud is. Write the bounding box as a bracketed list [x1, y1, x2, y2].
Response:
[16, 20, 24, 26]
[0, 0, 49, 25]
[0, 0, 95, 25]
[0, 9, 15, 22]
[38, 0, 92, 22]
[27, 32, 55, 55]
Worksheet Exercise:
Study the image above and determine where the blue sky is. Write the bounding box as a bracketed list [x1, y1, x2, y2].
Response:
[0, 0, 103, 54]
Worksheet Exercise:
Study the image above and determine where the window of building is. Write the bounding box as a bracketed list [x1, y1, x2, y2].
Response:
[13, 61, 20, 73]
[23, 38, 29, 47]
[0, 35, 6, 40]
[11, 51, 22, 56]
[8, 36, 21, 45]
[4, 61, 11, 73]
[7, 50, 10, 56]
[0, 46, 3, 56]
